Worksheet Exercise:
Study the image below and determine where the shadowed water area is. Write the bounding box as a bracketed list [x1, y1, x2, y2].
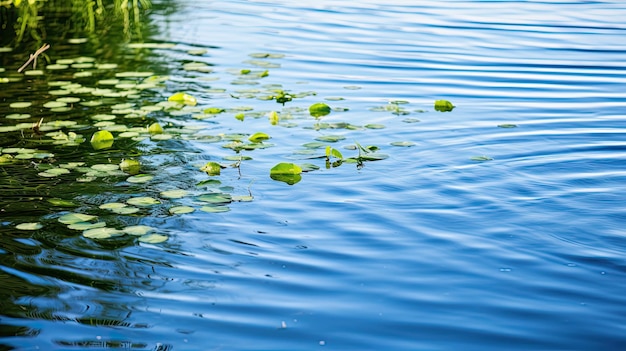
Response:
[1, 1, 626, 350]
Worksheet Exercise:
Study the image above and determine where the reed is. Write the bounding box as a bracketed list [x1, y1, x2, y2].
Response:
[1, 0, 151, 43]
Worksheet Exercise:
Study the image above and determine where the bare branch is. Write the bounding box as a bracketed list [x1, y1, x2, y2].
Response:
[17, 43, 50, 73]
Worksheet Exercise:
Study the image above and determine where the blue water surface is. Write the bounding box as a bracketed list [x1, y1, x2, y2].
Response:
[2, 0, 626, 350]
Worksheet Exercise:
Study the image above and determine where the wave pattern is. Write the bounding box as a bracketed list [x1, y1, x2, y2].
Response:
[3, 0, 626, 350]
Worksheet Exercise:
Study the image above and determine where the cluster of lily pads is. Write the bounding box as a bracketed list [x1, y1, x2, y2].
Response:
[2, 40, 514, 242]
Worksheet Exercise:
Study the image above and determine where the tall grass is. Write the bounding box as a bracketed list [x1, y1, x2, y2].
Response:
[1, 0, 151, 43]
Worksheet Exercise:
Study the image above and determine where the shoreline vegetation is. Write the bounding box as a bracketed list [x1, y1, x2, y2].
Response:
[1, 0, 152, 45]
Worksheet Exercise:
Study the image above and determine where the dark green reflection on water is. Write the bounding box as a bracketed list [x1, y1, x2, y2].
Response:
[1, 2, 180, 347]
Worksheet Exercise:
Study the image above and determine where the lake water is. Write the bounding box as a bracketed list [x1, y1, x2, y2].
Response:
[2, 0, 626, 350]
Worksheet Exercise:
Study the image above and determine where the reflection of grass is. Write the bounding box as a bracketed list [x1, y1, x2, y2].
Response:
[3, 0, 151, 43]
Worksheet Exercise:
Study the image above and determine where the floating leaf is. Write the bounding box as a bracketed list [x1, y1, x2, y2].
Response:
[119, 159, 141, 175]
[110, 206, 140, 214]
[90, 130, 114, 150]
[326, 146, 343, 160]
[127, 174, 154, 184]
[127, 197, 161, 207]
[169, 206, 195, 214]
[168, 92, 197, 106]
[138, 234, 168, 243]
[203, 107, 224, 114]
[248, 132, 270, 143]
[43, 101, 67, 109]
[47, 198, 77, 207]
[470, 155, 493, 162]
[68, 222, 107, 230]
[16, 222, 43, 231]
[434, 100, 455, 112]
[196, 193, 232, 204]
[270, 162, 302, 175]
[232, 195, 254, 202]
[160, 189, 189, 199]
[498, 124, 518, 128]
[269, 111, 280, 125]
[116, 71, 154, 78]
[199, 205, 230, 213]
[83, 227, 123, 239]
[148, 122, 164, 134]
[123, 225, 155, 236]
[201, 162, 222, 176]
[91, 163, 119, 172]
[315, 135, 345, 142]
[9, 102, 32, 109]
[309, 103, 331, 117]
[99, 202, 128, 210]
[391, 141, 416, 147]
[58, 213, 97, 224]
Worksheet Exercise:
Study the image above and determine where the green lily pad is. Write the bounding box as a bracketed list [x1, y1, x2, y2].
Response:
[200, 162, 222, 176]
[168, 92, 197, 106]
[127, 197, 161, 207]
[138, 234, 168, 243]
[199, 205, 230, 213]
[110, 206, 141, 214]
[16, 222, 43, 231]
[99, 202, 128, 210]
[169, 206, 195, 214]
[470, 155, 493, 162]
[498, 124, 518, 128]
[90, 130, 114, 150]
[391, 141, 416, 147]
[68, 222, 107, 230]
[59, 213, 97, 224]
[123, 225, 155, 236]
[160, 189, 189, 199]
[119, 159, 141, 175]
[309, 102, 331, 117]
[196, 193, 232, 204]
[9, 102, 32, 109]
[315, 135, 345, 142]
[127, 174, 154, 183]
[434, 99, 455, 112]
[83, 227, 123, 239]
[248, 132, 270, 142]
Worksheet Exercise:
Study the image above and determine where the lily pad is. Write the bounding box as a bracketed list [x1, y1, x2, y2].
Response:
[68, 222, 107, 230]
[127, 197, 161, 207]
[138, 234, 168, 243]
[16, 222, 43, 231]
[434, 100, 455, 112]
[90, 130, 114, 150]
[201, 162, 222, 176]
[169, 206, 195, 214]
[248, 132, 270, 143]
[83, 227, 123, 239]
[160, 189, 189, 199]
[196, 193, 232, 204]
[391, 141, 416, 147]
[123, 225, 155, 236]
[470, 155, 493, 162]
[59, 213, 97, 224]
[199, 205, 230, 213]
[10, 102, 32, 109]
[168, 92, 197, 106]
[127, 174, 154, 183]
[309, 103, 331, 117]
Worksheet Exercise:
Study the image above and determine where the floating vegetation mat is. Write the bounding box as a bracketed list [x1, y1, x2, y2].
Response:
[1, 42, 511, 245]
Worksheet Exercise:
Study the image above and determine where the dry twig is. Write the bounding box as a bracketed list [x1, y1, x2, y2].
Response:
[17, 43, 50, 73]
